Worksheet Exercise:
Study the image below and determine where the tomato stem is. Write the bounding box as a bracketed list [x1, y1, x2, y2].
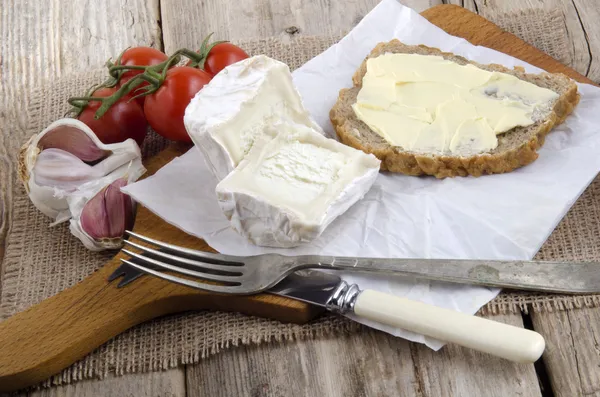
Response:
[109, 65, 149, 71]
[67, 33, 229, 120]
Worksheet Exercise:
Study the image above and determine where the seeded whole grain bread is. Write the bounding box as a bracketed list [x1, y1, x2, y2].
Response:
[329, 40, 580, 178]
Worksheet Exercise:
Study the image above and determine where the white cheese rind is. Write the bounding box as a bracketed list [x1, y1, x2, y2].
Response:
[184, 55, 323, 181]
[216, 123, 381, 247]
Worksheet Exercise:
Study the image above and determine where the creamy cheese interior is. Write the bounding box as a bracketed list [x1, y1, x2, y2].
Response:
[217, 123, 379, 223]
[352, 53, 560, 156]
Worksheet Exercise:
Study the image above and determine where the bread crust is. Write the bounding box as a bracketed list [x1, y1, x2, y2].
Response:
[329, 40, 580, 178]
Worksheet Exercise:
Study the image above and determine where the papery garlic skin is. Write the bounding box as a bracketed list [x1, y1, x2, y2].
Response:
[33, 148, 105, 189]
[18, 118, 144, 221]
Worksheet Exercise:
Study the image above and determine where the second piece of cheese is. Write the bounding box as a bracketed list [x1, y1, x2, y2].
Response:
[184, 55, 322, 181]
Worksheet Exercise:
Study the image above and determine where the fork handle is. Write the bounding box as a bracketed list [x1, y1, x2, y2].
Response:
[352, 289, 545, 363]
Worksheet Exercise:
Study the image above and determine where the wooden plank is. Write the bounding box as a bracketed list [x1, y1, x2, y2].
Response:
[186, 329, 421, 397]
[160, 0, 441, 52]
[0, 145, 321, 392]
[446, 0, 594, 81]
[412, 314, 542, 397]
[0, 0, 163, 127]
[27, 369, 186, 397]
[531, 308, 600, 397]
[186, 314, 539, 397]
[421, 4, 592, 83]
[0, 0, 178, 396]
[572, 0, 600, 83]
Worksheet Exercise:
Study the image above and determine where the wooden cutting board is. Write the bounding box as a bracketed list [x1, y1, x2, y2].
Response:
[0, 4, 594, 392]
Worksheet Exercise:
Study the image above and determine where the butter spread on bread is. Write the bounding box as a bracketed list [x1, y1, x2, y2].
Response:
[351, 53, 559, 156]
[330, 40, 579, 178]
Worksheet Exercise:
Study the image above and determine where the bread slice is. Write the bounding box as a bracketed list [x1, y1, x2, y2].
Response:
[329, 40, 580, 178]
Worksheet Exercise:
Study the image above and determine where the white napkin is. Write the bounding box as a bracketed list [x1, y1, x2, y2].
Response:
[123, 0, 600, 349]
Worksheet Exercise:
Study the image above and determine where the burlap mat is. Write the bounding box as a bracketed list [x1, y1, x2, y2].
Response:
[0, 8, 596, 387]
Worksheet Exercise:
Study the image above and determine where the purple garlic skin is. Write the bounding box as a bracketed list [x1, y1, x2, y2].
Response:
[37, 124, 109, 162]
[80, 178, 134, 240]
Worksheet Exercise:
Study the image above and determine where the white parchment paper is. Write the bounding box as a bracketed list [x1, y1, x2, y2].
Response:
[123, 0, 600, 349]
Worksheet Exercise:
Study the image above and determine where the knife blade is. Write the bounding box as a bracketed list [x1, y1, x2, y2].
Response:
[268, 270, 342, 307]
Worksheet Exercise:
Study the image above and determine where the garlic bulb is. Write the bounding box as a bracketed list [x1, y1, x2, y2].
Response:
[18, 118, 146, 249]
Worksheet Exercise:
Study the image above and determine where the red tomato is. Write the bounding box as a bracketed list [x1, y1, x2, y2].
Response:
[117, 47, 168, 105]
[143, 67, 212, 142]
[78, 87, 148, 147]
[187, 43, 249, 76]
[204, 43, 249, 75]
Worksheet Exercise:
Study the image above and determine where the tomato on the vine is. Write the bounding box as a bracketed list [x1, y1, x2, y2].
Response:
[117, 47, 168, 105]
[187, 42, 249, 76]
[204, 43, 249, 75]
[78, 87, 148, 147]
[143, 67, 212, 142]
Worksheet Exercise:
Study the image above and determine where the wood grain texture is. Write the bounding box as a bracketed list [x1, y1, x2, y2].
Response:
[160, 0, 441, 52]
[186, 314, 539, 397]
[185, 329, 421, 397]
[446, 0, 598, 82]
[0, 0, 162, 128]
[161, 0, 379, 52]
[531, 308, 600, 397]
[28, 369, 185, 397]
[412, 314, 542, 397]
[421, 4, 593, 84]
[0, 144, 321, 393]
[572, 0, 600, 84]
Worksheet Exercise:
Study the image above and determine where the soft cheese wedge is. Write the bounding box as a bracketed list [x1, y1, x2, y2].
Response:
[184, 55, 322, 181]
[216, 122, 381, 248]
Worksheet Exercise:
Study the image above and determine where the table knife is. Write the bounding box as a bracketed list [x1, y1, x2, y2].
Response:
[265, 269, 545, 363]
[111, 261, 544, 364]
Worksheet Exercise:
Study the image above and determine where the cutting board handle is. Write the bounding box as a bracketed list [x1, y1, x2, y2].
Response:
[0, 251, 318, 392]
[0, 144, 320, 392]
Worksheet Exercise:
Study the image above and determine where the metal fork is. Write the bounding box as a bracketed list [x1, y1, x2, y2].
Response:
[120, 230, 558, 363]
[121, 231, 600, 294]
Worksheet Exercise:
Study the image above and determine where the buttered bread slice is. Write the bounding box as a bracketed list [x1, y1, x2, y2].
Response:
[330, 40, 579, 178]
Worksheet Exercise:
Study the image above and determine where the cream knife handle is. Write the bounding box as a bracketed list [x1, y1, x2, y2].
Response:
[352, 289, 545, 363]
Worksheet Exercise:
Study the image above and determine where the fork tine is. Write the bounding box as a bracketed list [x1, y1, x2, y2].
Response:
[124, 240, 243, 275]
[125, 230, 243, 265]
[122, 250, 243, 284]
[121, 259, 246, 294]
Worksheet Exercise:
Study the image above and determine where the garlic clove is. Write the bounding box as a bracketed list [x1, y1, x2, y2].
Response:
[37, 124, 109, 162]
[79, 178, 133, 240]
[104, 178, 134, 238]
[68, 158, 145, 251]
[19, 118, 144, 223]
[33, 148, 105, 190]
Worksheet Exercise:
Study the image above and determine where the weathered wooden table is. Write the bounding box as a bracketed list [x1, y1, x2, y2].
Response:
[1, 0, 600, 396]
